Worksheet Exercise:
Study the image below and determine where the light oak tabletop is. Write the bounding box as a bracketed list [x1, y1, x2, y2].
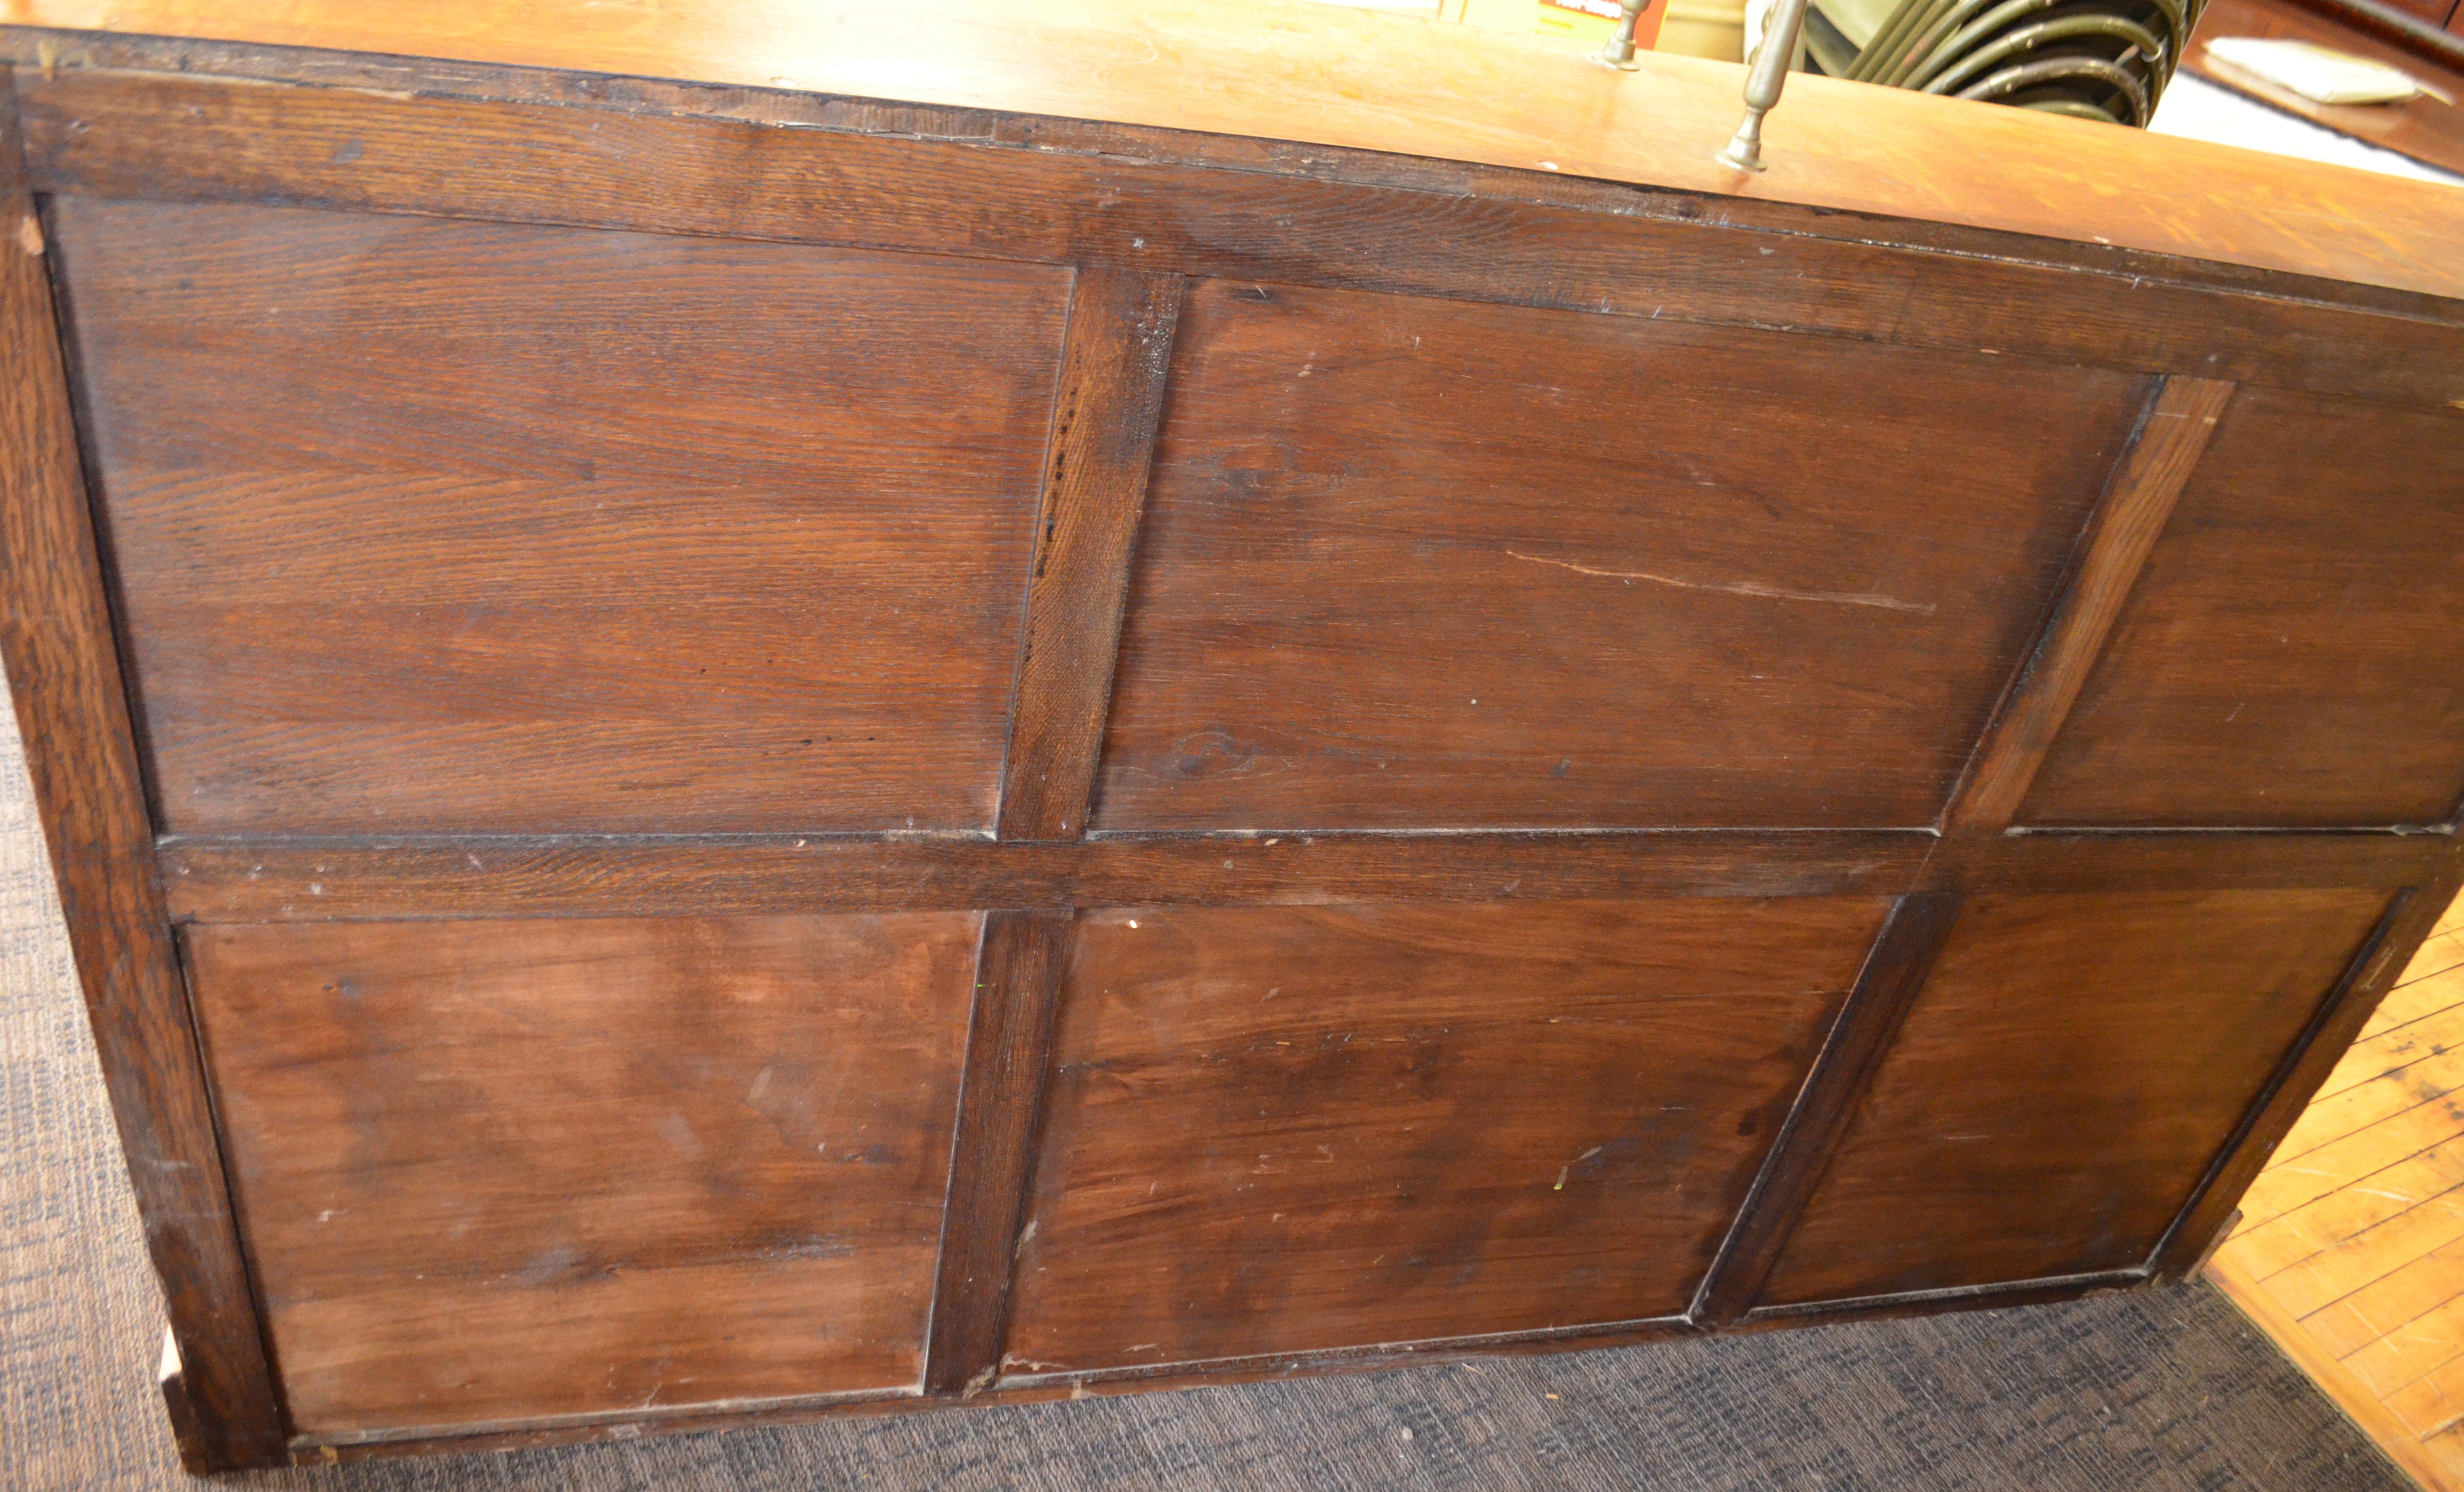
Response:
[4, 0, 2460, 301]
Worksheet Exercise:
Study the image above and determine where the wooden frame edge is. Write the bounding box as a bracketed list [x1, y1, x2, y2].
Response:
[923, 910, 1071, 1395]
[994, 268, 1182, 842]
[0, 70, 286, 1470]
[1691, 892, 1964, 1325]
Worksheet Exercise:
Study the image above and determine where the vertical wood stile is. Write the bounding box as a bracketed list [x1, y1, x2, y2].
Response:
[2152, 848, 2464, 1279]
[0, 70, 287, 1471]
[1689, 893, 1964, 1326]
[1944, 374, 2236, 833]
[994, 267, 1184, 842]
[924, 909, 1072, 1395]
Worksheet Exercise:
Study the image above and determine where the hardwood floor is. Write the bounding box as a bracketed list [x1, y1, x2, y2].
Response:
[2212, 891, 2464, 1492]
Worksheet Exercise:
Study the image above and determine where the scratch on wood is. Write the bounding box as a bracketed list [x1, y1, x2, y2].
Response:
[1505, 550, 1936, 616]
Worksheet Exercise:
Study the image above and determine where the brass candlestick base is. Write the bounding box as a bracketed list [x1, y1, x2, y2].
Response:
[1720, 0, 1811, 170]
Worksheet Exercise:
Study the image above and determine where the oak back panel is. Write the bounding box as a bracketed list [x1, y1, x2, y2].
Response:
[189, 913, 979, 1433]
[2021, 388, 2464, 829]
[1095, 281, 2145, 830]
[1004, 897, 1890, 1370]
[1758, 889, 2389, 1306]
[53, 198, 1066, 834]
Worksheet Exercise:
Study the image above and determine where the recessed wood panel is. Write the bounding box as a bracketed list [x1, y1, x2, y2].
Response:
[1757, 889, 2388, 1308]
[53, 198, 1066, 834]
[188, 913, 980, 1433]
[1093, 281, 2143, 830]
[1002, 897, 1891, 1371]
[2021, 387, 2464, 828]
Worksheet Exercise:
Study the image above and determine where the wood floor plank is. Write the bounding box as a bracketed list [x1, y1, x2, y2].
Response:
[2213, 891, 2464, 1491]
[2208, 1250, 2464, 1492]
[2279, 1048, 2464, 1164]
[2319, 993, 2464, 1102]
[2249, 1188, 2464, 1317]
[2339, 1286, 2464, 1397]
[2302, 1235, 2464, 1359]
[2229, 1138, 2464, 1279]
[2388, 1355, 2464, 1440]
[2365, 957, 2464, 1042]
[2427, 1425, 2464, 1487]
[2404, 929, 2464, 984]
[2247, 1093, 2464, 1227]
[2438, 895, 2464, 939]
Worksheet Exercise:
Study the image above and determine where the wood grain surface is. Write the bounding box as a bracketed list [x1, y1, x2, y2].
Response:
[1692, 895, 1962, 1326]
[1095, 281, 2140, 830]
[924, 911, 1069, 1396]
[2021, 387, 2464, 829]
[50, 196, 1066, 834]
[996, 270, 1183, 842]
[1946, 377, 2235, 832]
[1758, 889, 2392, 1308]
[0, 78, 286, 1470]
[3, 0, 2460, 298]
[4, 8, 2459, 1460]
[1003, 898, 1889, 1371]
[188, 913, 980, 1434]
[18, 65, 2464, 419]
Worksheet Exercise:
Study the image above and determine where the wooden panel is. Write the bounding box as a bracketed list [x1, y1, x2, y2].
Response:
[2021, 388, 2464, 829]
[1692, 894, 1961, 1325]
[0, 78, 286, 1471]
[1002, 897, 1891, 1371]
[9, 0, 2464, 301]
[1096, 282, 2142, 830]
[1758, 888, 2389, 1307]
[51, 196, 1066, 834]
[187, 913, 979, 1433]
[1945, 377, 2234, 832]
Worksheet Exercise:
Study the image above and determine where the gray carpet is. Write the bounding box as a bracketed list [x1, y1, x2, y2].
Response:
[0, 700, 2408, 1491]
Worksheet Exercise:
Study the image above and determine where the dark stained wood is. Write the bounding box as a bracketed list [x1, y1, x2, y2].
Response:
[1946, 377, 2235, 833]
[1922, 828, 2448, 893]
[155, 829, 1937, 921]
[2152, 851, 2464, 1278]
[2189, 0, 2464, 178]
[297, 1255, 2140, 1463]
[155, 1331, 217, 1475]
[1001, 898, 1888, 1372]
[1755, 889, 2392, 1308]
[297, 1311, 1711, 1462]
[2276, 0, 2464, 64]
[7, 10, 2464, 1461]
[185, 912, 980, 1435]
[1691, 894, 1962, 1326]
[1095, 280, 2141, 830]
[49, 195, 1066, 835]
[995, 271, 1182, 841]
[2022, 386, 2464, 830]
[0, 77, 287, 1472]
[153, 827, 2448, 922]
[19, 67, 2464, 415]
[924, 911, 1069, 1396]
[1740, 1268, 2146, 1325]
